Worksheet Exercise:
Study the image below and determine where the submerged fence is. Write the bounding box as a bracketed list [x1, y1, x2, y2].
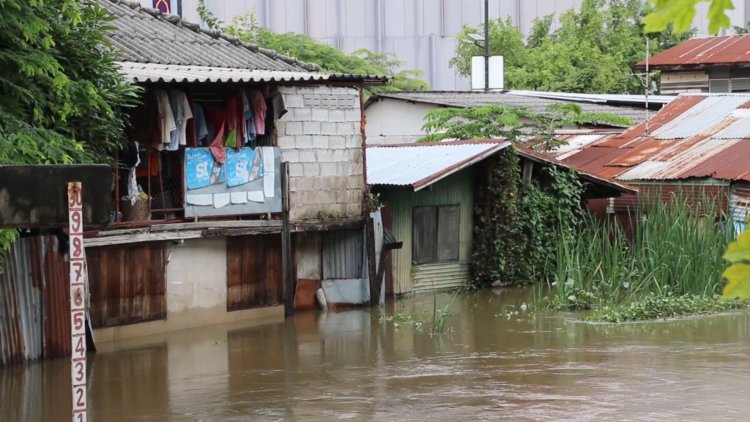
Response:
[0, 236, 70, 366]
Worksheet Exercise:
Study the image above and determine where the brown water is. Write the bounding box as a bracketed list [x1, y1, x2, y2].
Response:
[2, 288, 750, 421]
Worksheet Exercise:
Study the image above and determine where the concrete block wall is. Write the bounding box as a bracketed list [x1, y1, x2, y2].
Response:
[278, 86, 365, 221]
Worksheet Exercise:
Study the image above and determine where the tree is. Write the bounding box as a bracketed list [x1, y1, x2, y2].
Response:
[420, 104, 632, 146]
[0, 0, 135, 254]
[0, 0, 136, 165]
[197, 1, 429, 93]
[450, 0, 691, 93]
[644, 0, 735, 34]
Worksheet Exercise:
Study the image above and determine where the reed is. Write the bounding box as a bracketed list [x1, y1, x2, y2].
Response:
[545, 192, 733, 310]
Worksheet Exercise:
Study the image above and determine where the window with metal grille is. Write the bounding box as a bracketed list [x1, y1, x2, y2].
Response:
[412, 205, 460, 265]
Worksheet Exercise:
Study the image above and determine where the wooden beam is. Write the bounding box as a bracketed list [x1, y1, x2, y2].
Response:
[281, 162, 294, 317]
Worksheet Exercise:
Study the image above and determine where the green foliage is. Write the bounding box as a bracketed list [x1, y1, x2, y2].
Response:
[420, 104, 632, 144]
[721, 228, 750, 299]
[644, 0, 735, 34]
[451, 0, 691, 93]
[584, 293, 749, 322]
[196, 1, 429, 93]
[470, 150, 584, 288]
[0, 0, 137, 165]
[471, 149, 524, 287]
[545, 193, 733, 312]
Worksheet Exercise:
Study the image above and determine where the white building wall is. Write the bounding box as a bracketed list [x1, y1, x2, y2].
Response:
[137, 0, 750, 91]
[365, 98, 438, 145]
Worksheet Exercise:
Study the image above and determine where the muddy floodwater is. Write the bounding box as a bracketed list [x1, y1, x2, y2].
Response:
[2, 288, 750, 421]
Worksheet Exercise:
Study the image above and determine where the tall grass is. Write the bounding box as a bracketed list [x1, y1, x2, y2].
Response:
[545, 192, 734, 310]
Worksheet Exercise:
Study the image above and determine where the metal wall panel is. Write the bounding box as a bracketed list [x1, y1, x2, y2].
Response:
[322, 230, 363, 280]
[178, 0, 749, 90]
[0, 236, 69, 366]
[87, 242, 167, 328]
[226, 235, 283, 310]
[380, 168, 474, 294]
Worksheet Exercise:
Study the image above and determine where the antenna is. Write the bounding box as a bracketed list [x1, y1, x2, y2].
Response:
[645, 37, 650, 135]
[633, 37, 655, 135]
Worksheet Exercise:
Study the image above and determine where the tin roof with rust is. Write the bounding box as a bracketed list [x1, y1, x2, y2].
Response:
[554, 94, 750, 182]
[636, 34, 750, 69]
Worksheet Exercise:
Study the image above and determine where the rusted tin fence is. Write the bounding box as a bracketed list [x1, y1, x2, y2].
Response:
[0, 236, 70, 366]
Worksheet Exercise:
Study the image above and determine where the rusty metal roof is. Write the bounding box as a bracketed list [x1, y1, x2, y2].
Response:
[638, 35, 750, 69]
[516, 147, 636, 194]
[557, 94, 750, 183]
[366, 140, 511, 191]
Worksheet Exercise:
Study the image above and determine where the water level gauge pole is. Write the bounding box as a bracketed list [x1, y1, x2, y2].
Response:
[68, 182, 88, 422]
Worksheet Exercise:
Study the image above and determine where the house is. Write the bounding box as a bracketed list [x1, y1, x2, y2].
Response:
[364, 90, 663, 146]
[70, 0, 387, 342]
[638, 34, 750, 94]
[366, 140, 635, 295]
[550, 93, 750, 233]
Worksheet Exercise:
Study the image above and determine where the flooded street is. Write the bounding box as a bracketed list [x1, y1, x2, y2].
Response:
[2, 288, 750, 421]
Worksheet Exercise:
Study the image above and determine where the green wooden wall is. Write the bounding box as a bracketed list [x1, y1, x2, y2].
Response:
[381, 169, 474, 294]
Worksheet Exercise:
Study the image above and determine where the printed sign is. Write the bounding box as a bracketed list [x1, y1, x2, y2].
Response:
[183, 147, 280, 217]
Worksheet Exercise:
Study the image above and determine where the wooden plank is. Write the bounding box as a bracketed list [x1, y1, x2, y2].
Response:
[87, 242, 166, 328]
[281, 162, 294, 316]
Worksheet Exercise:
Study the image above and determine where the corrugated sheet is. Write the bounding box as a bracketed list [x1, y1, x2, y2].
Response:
[557, 94, 750, 183]
[508, 90, 675, 105]
[652, 96, 748, 139]
[226, 235, 283, 310]
[117, 62, 388, 84]
[640, 34, 750, 68]
[41, 238, 70, 359]
[0, 236, 68, 366]
[101, 0, 314, 72]
[381, 169, 474, 294]
[366, 140, 510, 190]
[552, 133, 610, 157]
[322, 230, 364, 280]
[87, 242, 167, 328]
[370, 91, 649, 125]
[412, 263, 470, 292]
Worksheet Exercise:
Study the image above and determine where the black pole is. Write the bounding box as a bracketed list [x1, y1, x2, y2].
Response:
[484, 0, 489, 91]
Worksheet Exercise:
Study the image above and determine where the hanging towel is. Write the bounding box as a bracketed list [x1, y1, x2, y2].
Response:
[251, 90, 267, 136]
[155, 90, 176, 150]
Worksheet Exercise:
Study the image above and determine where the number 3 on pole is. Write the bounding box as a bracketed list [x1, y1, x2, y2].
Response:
[68, 182, 87, 422]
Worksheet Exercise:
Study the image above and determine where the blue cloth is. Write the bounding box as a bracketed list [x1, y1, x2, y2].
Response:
[194, 103, 209, 146]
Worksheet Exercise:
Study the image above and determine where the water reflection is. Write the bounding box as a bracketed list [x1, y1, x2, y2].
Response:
[2, 288, 750, 421]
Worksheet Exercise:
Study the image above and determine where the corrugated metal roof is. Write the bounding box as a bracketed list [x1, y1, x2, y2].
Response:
[556, 93, 750, 183]
[652, 96, 748, 139]
[366, 140, 510, 190]
[368, 91, 650, 126]
[638, 34, 750, 68]
[516, 147, 636, 194]
[509, 90, 675, 106]
[117, 62, 387, 84]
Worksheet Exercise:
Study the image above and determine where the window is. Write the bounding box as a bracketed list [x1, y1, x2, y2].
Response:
[412, 205, 460, 264]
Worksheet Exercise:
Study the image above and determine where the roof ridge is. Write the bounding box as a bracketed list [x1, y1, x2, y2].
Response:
[107, 0, 319, 72]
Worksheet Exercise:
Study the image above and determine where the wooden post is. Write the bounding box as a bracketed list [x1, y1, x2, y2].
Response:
[281, 162, 294, 316]
[366, 213, 378, 306]
[67, 182, 87, 422]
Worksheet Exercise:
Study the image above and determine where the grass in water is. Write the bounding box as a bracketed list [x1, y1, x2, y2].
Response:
[542, 192, 738, 321]
[584, 294, 750, 323]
